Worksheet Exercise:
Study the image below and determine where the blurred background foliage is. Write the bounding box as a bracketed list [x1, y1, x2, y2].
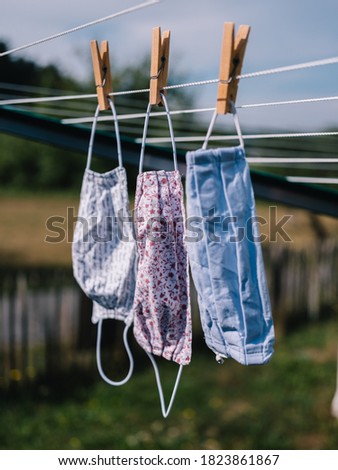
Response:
[0, 39, 196, 193]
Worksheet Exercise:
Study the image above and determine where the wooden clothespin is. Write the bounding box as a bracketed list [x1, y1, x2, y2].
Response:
[149, 26, 171, 106]
[217, 22, 250, 114]
[90, 40, 113, 111]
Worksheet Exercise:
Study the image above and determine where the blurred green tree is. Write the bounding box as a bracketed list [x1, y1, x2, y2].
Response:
[0, 40, 194, 193]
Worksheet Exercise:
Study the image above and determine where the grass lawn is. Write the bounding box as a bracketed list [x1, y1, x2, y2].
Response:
[0, 193, 79, 266]
[0, 320, 337, 450]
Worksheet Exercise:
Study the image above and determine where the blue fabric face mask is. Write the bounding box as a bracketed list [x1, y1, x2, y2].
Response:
[185, 105, 275, 365]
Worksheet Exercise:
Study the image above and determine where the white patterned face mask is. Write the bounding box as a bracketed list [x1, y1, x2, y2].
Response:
[72, 99, 137, 386]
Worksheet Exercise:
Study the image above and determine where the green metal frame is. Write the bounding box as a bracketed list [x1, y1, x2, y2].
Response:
[1, 105, 338, 218]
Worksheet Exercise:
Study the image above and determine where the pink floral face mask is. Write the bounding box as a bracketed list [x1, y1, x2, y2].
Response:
[133, 170, 191, 365]
[133, 93, 192, 417]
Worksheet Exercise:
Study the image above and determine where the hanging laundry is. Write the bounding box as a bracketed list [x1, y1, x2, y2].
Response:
[133, 171, 191, 365]
[185, 106, 275, 366]
[72, 99, 137, 385]
[133, 93, 192, 417]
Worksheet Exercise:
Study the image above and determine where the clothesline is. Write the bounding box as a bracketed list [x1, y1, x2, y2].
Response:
[1, 13, 338, 185]
[62, 107, 215, 124]
[0, 0, 160, 58]
[61, 96, 338, 125]
[3, 91, 338, 134]
[2, 54, 338, 106]
[247, 158, 338, 164]
[135, 131, 338, 144]
[286, 177, 338, 184]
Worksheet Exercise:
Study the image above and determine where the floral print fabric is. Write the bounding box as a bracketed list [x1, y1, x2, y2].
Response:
[133, 170, 192, 366]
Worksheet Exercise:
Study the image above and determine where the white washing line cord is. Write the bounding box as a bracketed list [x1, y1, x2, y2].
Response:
[239, 56, 338, 80]
[2, 89, 338, 110]
[0, 93, 98, 106]
[0, 89, 149, 106]
[240, 95, 338, 109]
[2, 56, 338, 105]
[286, 177, 338, 185]
[60, 96, 338, 125]
[248, 158, 338, 164]
[4, 91, 338, 154]
[62, 107, 216, 124]
[135, 131, 338, 144]
[0, 0, 160, 58]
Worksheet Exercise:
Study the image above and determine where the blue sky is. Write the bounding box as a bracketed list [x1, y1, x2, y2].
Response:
[2, 0, 338, 131]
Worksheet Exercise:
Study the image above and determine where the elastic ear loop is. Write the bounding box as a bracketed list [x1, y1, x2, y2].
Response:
[139, 92, 178, 174]
[86, 98, 123, 170]
[202, 101, 244, 150]
[231, 101, 245, 148]
[146, 351, 184, 418]
[96, 319, 134, 386]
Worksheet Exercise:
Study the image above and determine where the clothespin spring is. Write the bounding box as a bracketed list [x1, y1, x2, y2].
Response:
[150, 56, 166, 80]
[96, 66, 108, 89]
[219, 58, 240, 85]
